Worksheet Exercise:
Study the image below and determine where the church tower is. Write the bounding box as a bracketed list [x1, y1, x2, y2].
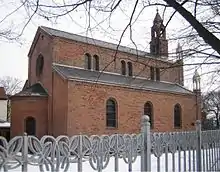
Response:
[176, 43, 184, 85]
[150, 10, 168, 58]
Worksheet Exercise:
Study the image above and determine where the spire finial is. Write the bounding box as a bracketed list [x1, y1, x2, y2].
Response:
[154, 8, 162, 23]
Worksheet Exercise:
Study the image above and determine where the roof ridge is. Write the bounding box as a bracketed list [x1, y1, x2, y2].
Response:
[39, 26, 173, 63]
[41, 26, 110, 43]
[41, 26, 142, 50]
[53, 64, 193, 95]
[12, 82, 48, 97]
[175, 83, 194, 93]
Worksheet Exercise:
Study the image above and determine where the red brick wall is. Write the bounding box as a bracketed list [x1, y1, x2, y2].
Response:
[10, 96, 48, 138]
[28, 30, 54, 134]
[28, 31, 53, 94]
[22, 28, 188, 137]
[52, 38, 183, 84]
[66, 80, 198, 136]
[52, 72, 68, 136]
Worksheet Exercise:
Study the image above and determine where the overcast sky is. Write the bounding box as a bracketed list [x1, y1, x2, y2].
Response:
[0, 0, 216, 92]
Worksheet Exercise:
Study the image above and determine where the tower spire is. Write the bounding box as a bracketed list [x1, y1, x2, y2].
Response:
[153, 9, 163, 24]
[150, 10, 168, 58]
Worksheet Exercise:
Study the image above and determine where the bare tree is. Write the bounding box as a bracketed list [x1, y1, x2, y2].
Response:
[1, 0, 220, 90]
[1, 1, 219, 52]
[12, 0, 219, 53]
[0, 76, 23, 95]
[203, 91, 220, 129]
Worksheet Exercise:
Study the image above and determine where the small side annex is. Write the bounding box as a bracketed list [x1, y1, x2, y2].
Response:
[10, 83, 48, 138]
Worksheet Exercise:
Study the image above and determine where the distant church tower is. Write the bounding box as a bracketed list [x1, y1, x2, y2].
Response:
[176, 43, 184, 86]
[150, 9, 168, 58]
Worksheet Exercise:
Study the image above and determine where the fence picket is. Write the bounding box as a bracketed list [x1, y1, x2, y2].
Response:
[22, 133, 28, 172]
[188, 148, 191, 171]
[77, 135, 83, 172]
[196, 120, 202, 171]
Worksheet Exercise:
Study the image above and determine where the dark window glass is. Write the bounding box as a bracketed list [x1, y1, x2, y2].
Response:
[152, 45, 156, 53]
[174, 104, 182, 128]
[106, 99, 117, 127]
[144, 102, 153, 128]
[25, 117, 36, 135]
[150, 67, 155, 80]
[156, 68, 160, 81]
[85, 53, 91, 70]
[93, 55, 99, 71]
[121, 60, 126, 75]
[36, 55, 44, 77]
[127, 62, 133, 76]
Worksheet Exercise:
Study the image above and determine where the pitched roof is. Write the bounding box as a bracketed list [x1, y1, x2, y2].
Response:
[53, 64, 193, 95]
[13, 83, 48, 97]
[40, 26, 171, 62]
[0, 87, 7, 100]
[22, 80, 29, 91]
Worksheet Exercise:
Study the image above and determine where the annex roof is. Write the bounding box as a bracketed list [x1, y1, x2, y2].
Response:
[13, 83, 48, 97]
[53, 64, 193, 95]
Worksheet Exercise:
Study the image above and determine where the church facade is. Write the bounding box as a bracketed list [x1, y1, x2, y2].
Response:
[11, 12, 201, 138]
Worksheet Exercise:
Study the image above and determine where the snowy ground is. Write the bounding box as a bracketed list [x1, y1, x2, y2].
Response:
[4, 151, 206, 172]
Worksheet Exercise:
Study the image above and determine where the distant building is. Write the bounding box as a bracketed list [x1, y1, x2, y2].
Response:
[11, 11, 201, 138]
[0, 87, 7, 121]
[0, 87, 10, 140]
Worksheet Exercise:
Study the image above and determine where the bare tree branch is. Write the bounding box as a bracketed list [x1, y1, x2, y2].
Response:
[0, 76, 23, 95]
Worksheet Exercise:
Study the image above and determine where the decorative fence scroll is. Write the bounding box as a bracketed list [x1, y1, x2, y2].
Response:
[151, 131, 198, 171]
[0, 133, 143, 172]
[0, 116, 220, 172]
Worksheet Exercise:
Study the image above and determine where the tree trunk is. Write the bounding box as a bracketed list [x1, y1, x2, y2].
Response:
[163, 0, 220, 56]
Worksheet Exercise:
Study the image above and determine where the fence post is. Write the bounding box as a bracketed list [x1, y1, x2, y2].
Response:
[196, 120, 202, 171]
[78, 134, 83, 172]
[22, 133, 28, 172]
[141, 115, 151, 172]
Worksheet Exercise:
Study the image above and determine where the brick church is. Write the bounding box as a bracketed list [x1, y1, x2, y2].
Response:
[11, 11, 201, 138]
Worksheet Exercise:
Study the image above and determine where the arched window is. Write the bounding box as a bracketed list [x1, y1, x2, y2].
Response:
[174, 104, 182, 128]
[25, 117, 36, 135]
[156, 68, 160, 81]
[93, 55, 99, 71]
[106, 98, 117, 128]
[36, 54, 44, 77]
[85, 53, 92, 70]
[144, 102, 153, 128]
[127, 62, 133, 76]
[121, 60, 126, 75]
[150, 67, 155, 80]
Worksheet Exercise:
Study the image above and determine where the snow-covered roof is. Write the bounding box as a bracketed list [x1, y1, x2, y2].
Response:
[0, 122, 10, 128]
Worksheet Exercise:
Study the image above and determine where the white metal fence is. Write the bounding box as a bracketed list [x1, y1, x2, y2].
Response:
[0, 115, 220, 171]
